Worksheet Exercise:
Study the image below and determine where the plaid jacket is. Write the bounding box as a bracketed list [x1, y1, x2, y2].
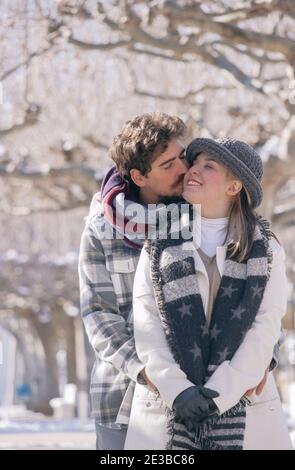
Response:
[78, 195, 144, 427]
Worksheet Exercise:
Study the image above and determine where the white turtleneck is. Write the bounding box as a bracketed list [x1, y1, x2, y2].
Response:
[194, 216, 229, 257]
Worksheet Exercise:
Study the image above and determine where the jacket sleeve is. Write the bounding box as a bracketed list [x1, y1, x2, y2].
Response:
[78, 221, 144, 382]
[205, 240, 288, 415]
[269, 330, 285, 371]
[133, 248, 195, 408]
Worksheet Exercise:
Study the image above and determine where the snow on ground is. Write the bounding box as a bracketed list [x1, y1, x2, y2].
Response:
[0, 432, 96, 450]
[0, 406, 293, 450]
[0, 407, 96, 450]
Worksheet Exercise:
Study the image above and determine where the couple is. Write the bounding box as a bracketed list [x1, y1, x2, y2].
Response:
[78, 112, 292, 450]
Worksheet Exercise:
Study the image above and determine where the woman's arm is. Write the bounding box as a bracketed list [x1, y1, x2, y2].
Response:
[133, 247, 195, 408]
[205, 239, 288, 414]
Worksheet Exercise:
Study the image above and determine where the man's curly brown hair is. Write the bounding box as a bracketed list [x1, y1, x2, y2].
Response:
[110, 112, 186, 182]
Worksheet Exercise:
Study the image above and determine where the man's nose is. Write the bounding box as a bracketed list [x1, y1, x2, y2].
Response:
[178, 157, 188, 174]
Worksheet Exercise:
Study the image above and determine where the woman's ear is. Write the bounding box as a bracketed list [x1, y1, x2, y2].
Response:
[226, 180, 243, 197]
[130, 168, 147, 188]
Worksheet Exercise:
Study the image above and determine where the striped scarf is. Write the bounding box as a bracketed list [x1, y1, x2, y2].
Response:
[145, 211, 273, 450]
[100, 166, 180, 249]
[101, 166, 147, 249]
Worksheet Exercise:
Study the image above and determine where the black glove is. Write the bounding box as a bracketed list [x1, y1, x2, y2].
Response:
[172, 386, 219, 427]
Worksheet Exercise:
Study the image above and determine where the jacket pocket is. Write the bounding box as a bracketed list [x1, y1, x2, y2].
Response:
[125, 393, 169, 450]
[105, 255, 136, 309]
[244, 397, 292, 450]
[106, 255, 136, 273]
[246, 373, 280, 406]
[134, 384, 163, 403]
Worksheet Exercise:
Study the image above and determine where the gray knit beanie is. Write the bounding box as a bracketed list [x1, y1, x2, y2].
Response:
[185, 137, 263, 209]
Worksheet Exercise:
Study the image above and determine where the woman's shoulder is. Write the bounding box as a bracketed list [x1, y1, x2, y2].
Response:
[269, 236, 286, 265]
[256, 215, 285, 260]
[140, 244, 151, 265]
[133, 247, 153, 297]
[269, 235, 283, 252]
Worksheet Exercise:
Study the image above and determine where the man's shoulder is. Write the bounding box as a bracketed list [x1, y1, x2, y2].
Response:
[84, 192, 113, 237]
[85, 192, 104, 225]
[83, 195, 128, 252]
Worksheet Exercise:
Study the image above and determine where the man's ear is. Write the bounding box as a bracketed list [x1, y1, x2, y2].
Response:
[226, 179, 243, 197]
[130, 168, 147, 188]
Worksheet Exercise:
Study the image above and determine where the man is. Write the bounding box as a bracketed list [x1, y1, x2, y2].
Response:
[78, 112, 271, 450]
[78, 113, 187, 450]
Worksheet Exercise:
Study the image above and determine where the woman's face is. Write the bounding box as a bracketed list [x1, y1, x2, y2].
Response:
[182, 152, 241, 217]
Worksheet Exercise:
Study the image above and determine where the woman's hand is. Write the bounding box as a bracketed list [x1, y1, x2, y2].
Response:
[172, 386, 219, 424]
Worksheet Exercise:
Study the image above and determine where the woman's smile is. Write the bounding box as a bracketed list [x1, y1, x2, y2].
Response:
[186, 178, 203, 187]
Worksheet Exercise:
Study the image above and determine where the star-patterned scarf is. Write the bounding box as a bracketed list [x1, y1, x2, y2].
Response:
[145, 209, 273, 450]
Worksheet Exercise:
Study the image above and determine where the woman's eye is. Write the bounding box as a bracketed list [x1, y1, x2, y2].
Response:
[205, 165, 212, 169]
[164, 164, 172, 169]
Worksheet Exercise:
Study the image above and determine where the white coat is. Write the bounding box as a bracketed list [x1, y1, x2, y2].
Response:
[124, 238, 292, 450]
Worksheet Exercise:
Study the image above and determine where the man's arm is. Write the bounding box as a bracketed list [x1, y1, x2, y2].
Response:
[78, 222, 144, 382]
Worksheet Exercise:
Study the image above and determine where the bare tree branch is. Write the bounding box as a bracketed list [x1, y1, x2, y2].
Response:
[0, 164, 103, 214]
[273, 206, 295, 225]
[0, 164, 98, 181]
[129, 45, 193, 62]
[92, 2, 291, 93]
[134, 84, 234, 101]
[83, 135, 108, 150]
[68, 34, 132, 50]
[211, 40, 285, 65]
[0, 199, 94, 215]
[260, 116, 295, 218]
[207, 0, 295, 23]
[1, 45, 52, 82]
[0, 30, 60, 82]
[154, 1, 295, 60]
[0, 104, 41, 137]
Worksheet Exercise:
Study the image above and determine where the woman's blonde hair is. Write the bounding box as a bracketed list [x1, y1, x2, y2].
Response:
[226, 184, 278, 262]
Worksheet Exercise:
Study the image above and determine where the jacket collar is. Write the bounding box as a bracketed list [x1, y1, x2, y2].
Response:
[187, 240, 227, 277]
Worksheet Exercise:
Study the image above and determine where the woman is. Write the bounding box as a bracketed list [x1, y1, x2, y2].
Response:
[124, 137, 292, 450]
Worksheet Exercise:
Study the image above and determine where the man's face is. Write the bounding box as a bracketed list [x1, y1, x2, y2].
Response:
[139, 138, 188, 204]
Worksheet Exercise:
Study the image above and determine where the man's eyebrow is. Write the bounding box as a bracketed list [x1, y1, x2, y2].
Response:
[158, 148, 185, 167]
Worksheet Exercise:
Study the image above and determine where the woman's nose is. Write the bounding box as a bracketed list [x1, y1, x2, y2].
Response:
[190, 164, 201, 176]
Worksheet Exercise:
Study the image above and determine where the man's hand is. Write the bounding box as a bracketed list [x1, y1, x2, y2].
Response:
[245, 367, 269, 397]
[140, 368, 158, 393]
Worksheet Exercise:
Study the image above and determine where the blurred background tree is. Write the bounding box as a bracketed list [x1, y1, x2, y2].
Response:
[1, 0, 295, 419]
